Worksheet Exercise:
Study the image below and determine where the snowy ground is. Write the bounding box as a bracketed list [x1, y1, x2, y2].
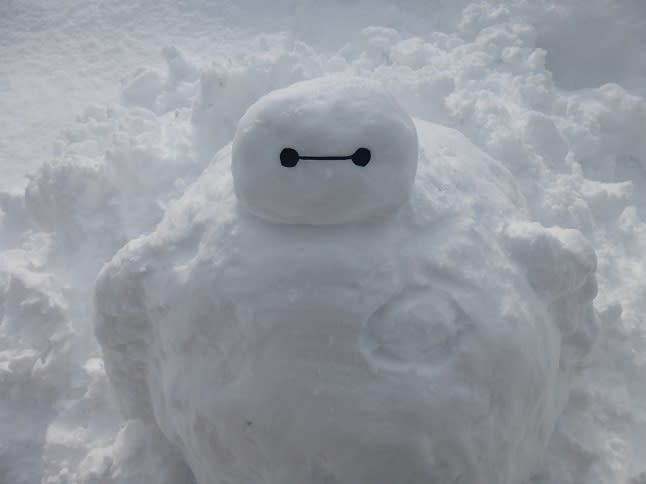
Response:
[1, 1, 646, 483]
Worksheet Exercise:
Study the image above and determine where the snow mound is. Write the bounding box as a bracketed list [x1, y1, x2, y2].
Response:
[94, 84, 599, 484]
[232, 77, 418, 224]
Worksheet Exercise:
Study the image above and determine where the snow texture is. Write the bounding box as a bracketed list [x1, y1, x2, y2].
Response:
[1, 1, 646, 483]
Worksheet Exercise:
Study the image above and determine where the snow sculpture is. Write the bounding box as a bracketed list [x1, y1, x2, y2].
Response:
[232, 77, 418, 224]
[94, 77, 600, 484]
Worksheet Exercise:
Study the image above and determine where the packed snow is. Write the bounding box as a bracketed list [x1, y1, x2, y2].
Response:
[232, 77, 418, 224]
[2, 1, 646, 483]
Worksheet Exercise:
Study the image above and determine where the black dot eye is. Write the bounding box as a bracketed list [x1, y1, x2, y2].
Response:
[280, 148, 299, 167]
[351, 147, 371, 167]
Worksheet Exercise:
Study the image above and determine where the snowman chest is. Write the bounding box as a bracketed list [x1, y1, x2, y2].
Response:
[148, 223, 413, 436]
[151, 220, 413, 379]
[221, 225, 408, 330]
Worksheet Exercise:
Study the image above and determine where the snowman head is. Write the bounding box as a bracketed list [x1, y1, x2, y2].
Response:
[232, 77, 418, 225]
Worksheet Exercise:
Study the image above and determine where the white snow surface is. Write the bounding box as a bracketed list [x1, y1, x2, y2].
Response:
[1, 1, 646, 483]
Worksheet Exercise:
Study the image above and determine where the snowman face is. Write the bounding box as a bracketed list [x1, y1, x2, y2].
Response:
[232, 77, 419, 225]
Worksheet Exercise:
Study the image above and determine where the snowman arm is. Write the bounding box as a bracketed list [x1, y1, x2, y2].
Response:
[502, 221, 601, 364]
[502, 221, 597, 304]
[94, 254, 156, 421]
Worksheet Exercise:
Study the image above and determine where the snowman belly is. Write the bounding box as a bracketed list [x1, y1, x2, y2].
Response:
[148, 220, 554, 484]
[163, 285, 458, 484]
[150, 235, 410, 464]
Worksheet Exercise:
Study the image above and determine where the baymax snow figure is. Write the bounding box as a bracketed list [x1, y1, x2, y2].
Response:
[95, 77, 600, 484]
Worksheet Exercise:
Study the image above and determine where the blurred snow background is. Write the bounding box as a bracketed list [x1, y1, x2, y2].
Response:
[1, 0, 646, 483]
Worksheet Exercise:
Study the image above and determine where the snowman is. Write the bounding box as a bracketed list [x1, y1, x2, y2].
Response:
[95, 77, 600, 484]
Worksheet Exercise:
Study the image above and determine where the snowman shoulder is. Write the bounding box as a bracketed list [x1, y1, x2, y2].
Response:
[411, 120, 526, 224]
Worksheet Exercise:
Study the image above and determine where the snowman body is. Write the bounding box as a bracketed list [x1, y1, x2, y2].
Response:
[95, 78, 598, 484]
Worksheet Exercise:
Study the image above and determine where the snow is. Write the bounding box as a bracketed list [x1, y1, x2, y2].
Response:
[1, 1, 646, 483]
[232, 77, 418, 224]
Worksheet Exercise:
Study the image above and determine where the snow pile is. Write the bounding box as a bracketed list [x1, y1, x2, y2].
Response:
[1, 0, 646, 483]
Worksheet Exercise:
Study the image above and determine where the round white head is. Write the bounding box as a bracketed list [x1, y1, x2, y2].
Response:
[232, 77, 418, 225]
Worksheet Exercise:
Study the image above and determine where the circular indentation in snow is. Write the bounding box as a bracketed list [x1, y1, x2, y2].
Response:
[360, 289, 467, 372]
